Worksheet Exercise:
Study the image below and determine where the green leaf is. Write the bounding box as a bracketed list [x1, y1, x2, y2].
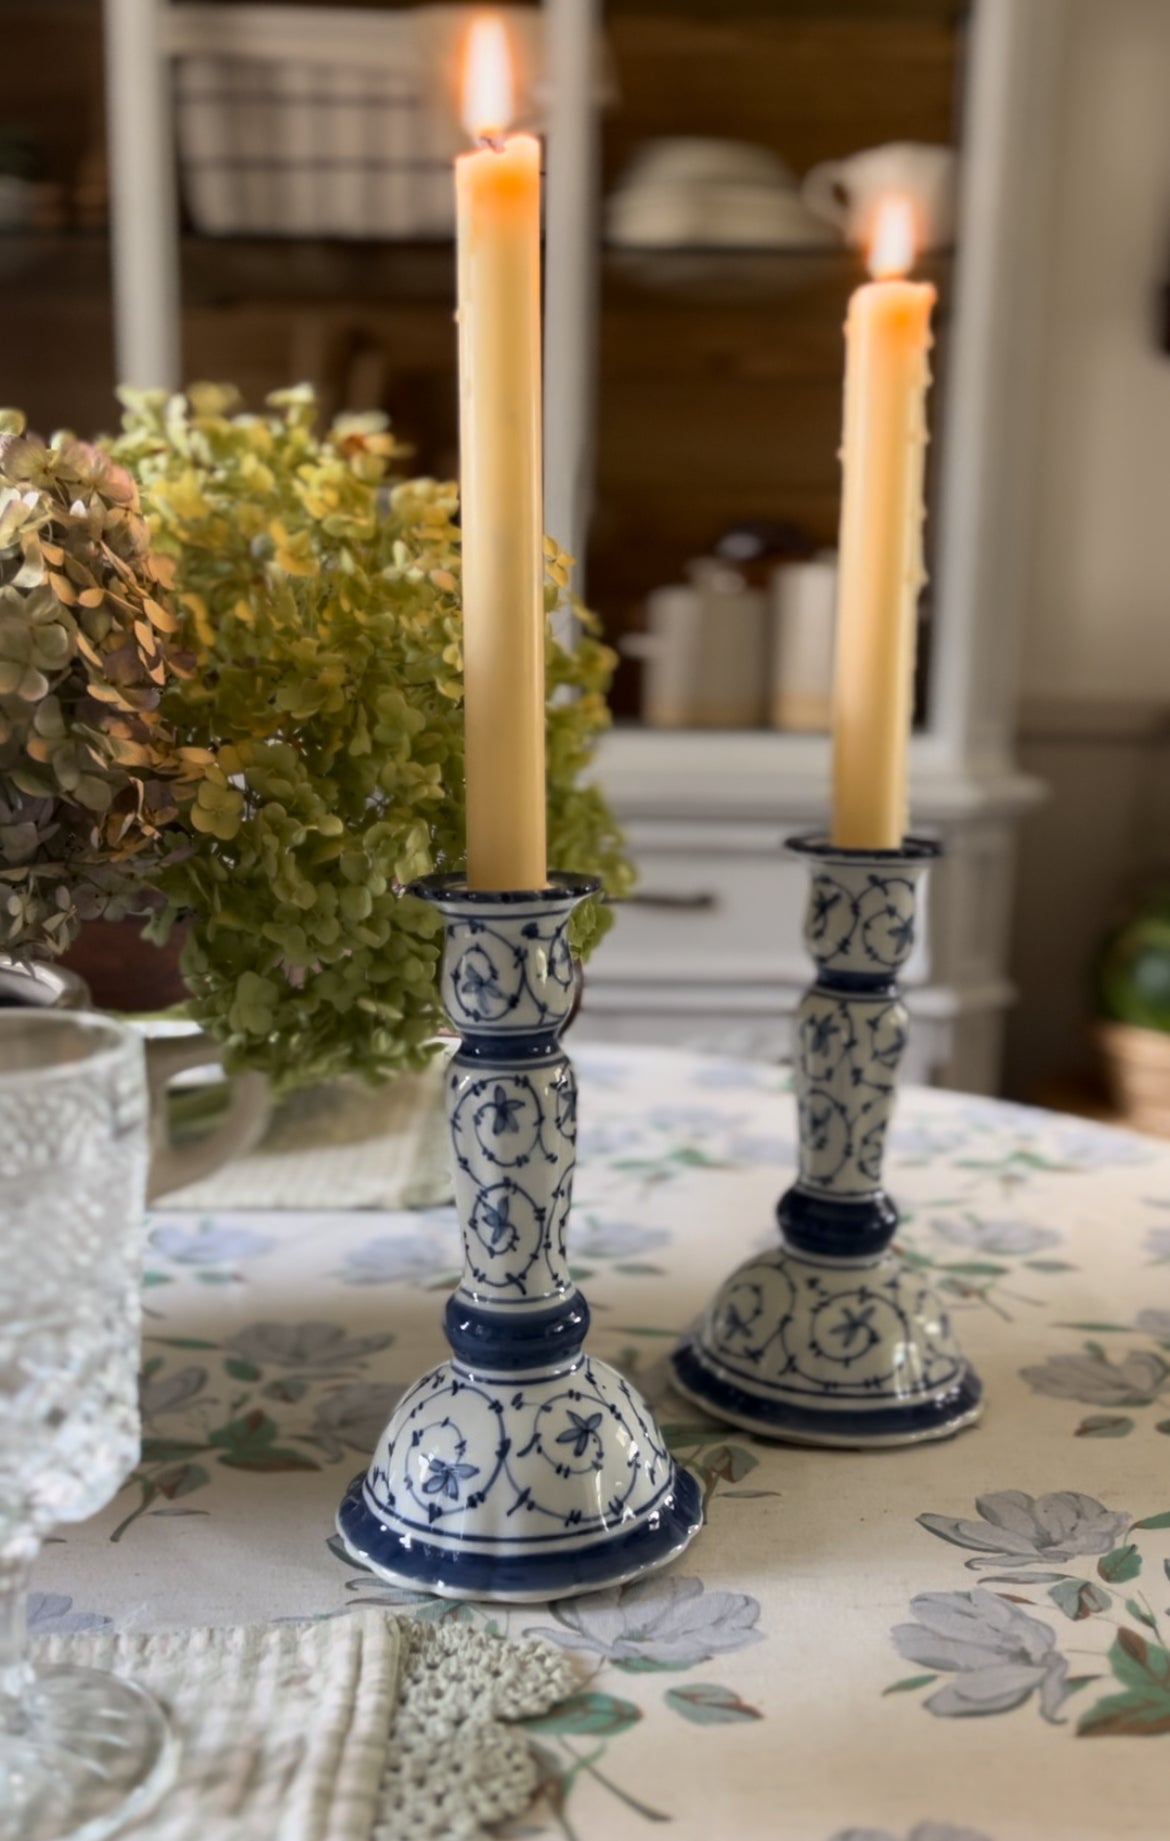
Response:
[154, 1461, 210, 1501]
[664, 1683, 762, 1725]
[1024, 1258, 1077, 1273]
[147, 1336, 221, 1350]
[140, 1437, 208, 1465]
[939, 1260, 1008, 1277]
[1058, 1321, 1132, 1332]
[1099, 1545, 1143, 1584]
[208, 1409, 276, 1453]
[1155, 1420, 1170, 1435]
[1132, 1511, 1170, 1529]
[1078, 1631, 1170, 1735]
[661, 1422, 725, 1446]
[207, 1408, 319, 1469]
[615, 1262, 665, 1276]
[883, 1674, 939, 1695]
[1049, 1578, 1112, 1620]
[262, 1377, 309, 1404]
[1126, 1598, 1158, 1630]
[702, 1444, 759, 1485]
[142, 1271, 173, 1288]
[1076, 1415, 1135, 1438]
[524, 1690, 641, 1738]
[224, 1357, 261, 1382]
[217, 1446, 320, 1473]
[612, 1655, 694, 1674]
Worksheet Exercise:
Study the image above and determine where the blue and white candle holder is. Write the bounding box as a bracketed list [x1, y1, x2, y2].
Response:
[672, 836, 984, 1447]
[338, 873, 703, 1601]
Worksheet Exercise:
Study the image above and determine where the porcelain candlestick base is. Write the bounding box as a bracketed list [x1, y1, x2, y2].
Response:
[337, 875, 703, 1600]
[672, 837, 983, 1447]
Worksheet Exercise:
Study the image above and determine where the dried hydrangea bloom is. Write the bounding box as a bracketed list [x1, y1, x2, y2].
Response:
[0, 412, 199, 958]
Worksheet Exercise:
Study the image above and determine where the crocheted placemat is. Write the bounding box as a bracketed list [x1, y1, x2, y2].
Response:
[36, 1610, 577, 1841]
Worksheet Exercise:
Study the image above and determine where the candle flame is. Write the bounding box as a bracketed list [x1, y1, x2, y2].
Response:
[461, 16, 514, 141]
[868, 196, 916, 280]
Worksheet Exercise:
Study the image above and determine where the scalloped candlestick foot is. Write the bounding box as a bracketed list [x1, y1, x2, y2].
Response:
[671, 836, 984, 1449]
[337, 874, 703, 1601]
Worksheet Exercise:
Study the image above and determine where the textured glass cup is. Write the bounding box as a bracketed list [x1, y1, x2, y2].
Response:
[0, 1012, 175, 1839]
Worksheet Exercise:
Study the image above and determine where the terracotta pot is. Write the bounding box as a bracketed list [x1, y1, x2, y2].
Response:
[61, 918, 189, 1016]
[1097, 1021, 1170, 1139]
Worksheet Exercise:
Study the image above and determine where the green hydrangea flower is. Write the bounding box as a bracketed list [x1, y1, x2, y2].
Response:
[111, 385, 633, 1091]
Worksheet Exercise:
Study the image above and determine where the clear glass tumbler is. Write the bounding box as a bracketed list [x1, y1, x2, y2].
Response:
[0, 1012, 175, 1840]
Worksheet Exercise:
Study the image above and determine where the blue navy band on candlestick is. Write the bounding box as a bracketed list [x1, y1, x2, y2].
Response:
[671, 1343, 983, 1447]
[443, 1292, 591, 1369]
[784, 833, 943, 864]
[776, 1184, 900, 1260]
[337, 1466, 704, 1602]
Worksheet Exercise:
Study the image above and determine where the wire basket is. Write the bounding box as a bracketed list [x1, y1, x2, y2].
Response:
[173, 4, 545, 241]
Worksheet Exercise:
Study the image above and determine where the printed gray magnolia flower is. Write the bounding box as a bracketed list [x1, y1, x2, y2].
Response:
[648, 1104, 736, 1132]
[690, 1060, 773, 1090]
[1050, 1122, 1154, 1167]
[526, 1573, 763, 1668]
[1145, 1224, 1170, 1261]
[139, 1364, 207, 1421]
[571, 1054, 629, 1089]
[575, 1217, 671, 1261]
[1019, 1348, 1170, 1407]
[575, 1121, 644, 1158]
[223, 1321, 394, 1371]
[830, 1826, 993, 1841]
[888, 1122, 967, 1159]
[311, 1382, 404, 1460]
[928, 1216, 1061, 1257]
[727, 1132, 798, 1166]
[891, 1589, 1069, 1721]
[148, 1221, 277, 1265]
[26, 1593, 111, 1635]
[1134, 1307, 1170, 1342]
[338, 1230, 455, 1287]
[917, 1490, 1130, 1568]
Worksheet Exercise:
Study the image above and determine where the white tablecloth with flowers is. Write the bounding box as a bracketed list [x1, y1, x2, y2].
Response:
[32, 1045, 1170, 1841]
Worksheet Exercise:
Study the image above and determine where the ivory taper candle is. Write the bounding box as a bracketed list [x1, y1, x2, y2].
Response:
[831, 196, 935, 850]
[456, 17, 547, 890]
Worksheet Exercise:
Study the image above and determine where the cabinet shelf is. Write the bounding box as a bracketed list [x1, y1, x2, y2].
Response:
[0, 229, 951, 312]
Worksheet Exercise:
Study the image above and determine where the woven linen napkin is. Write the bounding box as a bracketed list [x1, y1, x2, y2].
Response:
[35, 1610, 576, 1841]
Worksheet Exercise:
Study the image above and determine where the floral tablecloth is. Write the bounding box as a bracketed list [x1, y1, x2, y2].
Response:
[33, 1045, 1170, 1841]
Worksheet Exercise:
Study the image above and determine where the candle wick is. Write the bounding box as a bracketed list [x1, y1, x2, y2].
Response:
[476, 131, 507, 153]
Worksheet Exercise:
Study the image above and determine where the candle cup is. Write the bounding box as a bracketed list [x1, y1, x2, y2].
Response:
[671, 836, 983, 1447]
[338, 873, 703, 1600]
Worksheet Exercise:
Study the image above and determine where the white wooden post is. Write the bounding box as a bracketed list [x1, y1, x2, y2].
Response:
[103, 0, 182, 389]
[542, 0, 600, 625]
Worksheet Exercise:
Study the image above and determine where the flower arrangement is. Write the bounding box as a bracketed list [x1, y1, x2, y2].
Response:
[0, 414, 200, 958]
[102, 383, 632, 1090]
